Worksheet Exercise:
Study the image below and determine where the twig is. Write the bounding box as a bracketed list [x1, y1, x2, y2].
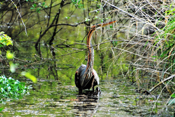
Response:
[102, 0, 160, 31]
[149, 75, 175, 93]
[10, 0, 28, 35]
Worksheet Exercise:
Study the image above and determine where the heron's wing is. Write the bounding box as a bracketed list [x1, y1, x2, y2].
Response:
[77, 65, 97, 88]
[77, 64, 87, 87]
[93, 69, 99, 85]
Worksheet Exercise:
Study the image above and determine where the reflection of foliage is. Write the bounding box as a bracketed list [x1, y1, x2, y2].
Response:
[0, 76, 31, 103]
[0, 32, 13, 47]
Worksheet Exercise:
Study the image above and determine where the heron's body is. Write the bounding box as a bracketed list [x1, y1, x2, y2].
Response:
[75, 64, 99, 93]
[75, 20, 116, 94]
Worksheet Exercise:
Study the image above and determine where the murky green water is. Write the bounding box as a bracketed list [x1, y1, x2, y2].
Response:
[1, 78, 173, 117]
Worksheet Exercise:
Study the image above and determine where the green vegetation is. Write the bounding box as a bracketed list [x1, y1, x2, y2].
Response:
[0, 31, 13, 47]
[71, 0, 83, 8]
[0, 75, 31, 103]
[26, 0, 48, 13]
[158, 16, 175, 72]
[0, 32, 35, 104]
[0, 31, 37, 82]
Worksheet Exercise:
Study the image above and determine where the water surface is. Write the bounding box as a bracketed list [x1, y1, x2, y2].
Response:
[1, 78, 170, 117]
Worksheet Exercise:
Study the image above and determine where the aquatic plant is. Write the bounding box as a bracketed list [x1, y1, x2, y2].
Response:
[0, 75, 32, 103]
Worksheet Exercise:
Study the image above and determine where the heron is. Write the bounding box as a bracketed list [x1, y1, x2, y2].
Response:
[75, 20, 117, 94]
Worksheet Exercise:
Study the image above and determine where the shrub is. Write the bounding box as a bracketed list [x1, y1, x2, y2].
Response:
[0, 75, 31, 103]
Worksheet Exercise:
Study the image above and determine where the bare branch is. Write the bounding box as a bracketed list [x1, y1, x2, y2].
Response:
[10, 0, 28, 35]
[149, 75, 175, 93]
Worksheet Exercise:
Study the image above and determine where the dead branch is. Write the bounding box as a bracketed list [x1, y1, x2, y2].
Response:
[149, 75, 175, 93]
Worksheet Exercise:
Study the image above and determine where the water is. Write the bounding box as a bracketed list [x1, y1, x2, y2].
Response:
[0, 1, 174, 116]
[1, 78, 172, 117]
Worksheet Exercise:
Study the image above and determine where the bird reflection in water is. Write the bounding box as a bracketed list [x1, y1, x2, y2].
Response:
[73, 87, 101, 116]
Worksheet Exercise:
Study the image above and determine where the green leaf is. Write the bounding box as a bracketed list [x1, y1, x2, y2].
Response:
[0, 108, 4, 112]
[36, 8, 41, 13]
[0, 32, 13, 46]
[42, 2, 45, 6]
[33, 4, 37, 8]
[65, 16, 70, 19]
[171, 93, 175, 98]
[0, 75, 31, 103]
[21, 71, 37, 83]
[9, 62, 18, 73]
[152, 56, 157, 58]
[168, 98, 175, 105]
[30, 7, 35, 10]
[6, 51, 14, 59]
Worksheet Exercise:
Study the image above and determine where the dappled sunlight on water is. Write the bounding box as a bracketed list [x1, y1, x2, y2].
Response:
[1, 79, 173, 116]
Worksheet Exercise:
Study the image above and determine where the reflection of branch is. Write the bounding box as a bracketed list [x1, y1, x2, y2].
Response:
[10, 0, 27, 35]
[149, 75, 175, 93]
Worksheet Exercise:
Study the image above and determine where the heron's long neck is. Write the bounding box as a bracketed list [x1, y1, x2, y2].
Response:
[85, 20, 117, 73]
[86, 28, 95, 72]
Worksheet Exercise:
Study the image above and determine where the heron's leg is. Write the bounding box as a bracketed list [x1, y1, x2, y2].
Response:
[92, 82, 94, 92]
[79, 89, 82, 94]
[75, 71, 82, 88]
